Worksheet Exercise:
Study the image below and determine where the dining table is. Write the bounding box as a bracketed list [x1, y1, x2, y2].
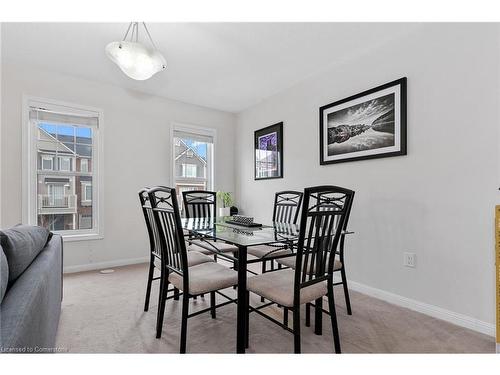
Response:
[181, 216, 300, 354]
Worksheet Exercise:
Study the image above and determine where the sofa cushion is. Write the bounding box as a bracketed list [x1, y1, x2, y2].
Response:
[0, 225, 51, 283]
[0, 234, 62, 351]
[1, 244, 8, 302]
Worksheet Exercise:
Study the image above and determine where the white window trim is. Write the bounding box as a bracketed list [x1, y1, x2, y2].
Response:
[22, 95, 104, 242]
[170, 122, 216, 191]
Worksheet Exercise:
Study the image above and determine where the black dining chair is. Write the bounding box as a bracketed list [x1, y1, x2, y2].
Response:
[149, 186, 238, 353]
[247, 191, 303, 273]
[245, 185, 355, 353]
[277, 189, 355, 317]
[182, 190, 239, 256]
[139, 188, 214, 314]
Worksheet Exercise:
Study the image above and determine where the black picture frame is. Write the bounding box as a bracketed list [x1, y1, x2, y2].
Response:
[254, 122, 283, 180]
[319, 77, 407, 165]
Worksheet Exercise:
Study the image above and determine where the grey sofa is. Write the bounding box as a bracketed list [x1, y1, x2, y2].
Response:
[0, 225, 63, 353]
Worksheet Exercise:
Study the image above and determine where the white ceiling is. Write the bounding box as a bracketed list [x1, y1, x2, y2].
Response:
[1, 23, 421, 112]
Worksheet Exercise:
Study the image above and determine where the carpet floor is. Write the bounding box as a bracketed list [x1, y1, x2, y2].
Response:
[55, 262, 495, 353]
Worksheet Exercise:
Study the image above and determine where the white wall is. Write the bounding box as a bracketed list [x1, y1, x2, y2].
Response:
[0, 61, 236, 271]
[235, 24, 500, 330]
[0, 23, 3, 229]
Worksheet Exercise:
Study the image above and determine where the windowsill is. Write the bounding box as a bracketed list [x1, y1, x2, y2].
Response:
[59, 233, 104, 242]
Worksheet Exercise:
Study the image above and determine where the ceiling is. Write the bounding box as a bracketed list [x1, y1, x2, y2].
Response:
[1, 23, 421, 112]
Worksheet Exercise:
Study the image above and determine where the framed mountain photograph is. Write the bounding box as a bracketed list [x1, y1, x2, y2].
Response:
[254, 122, 283, 180]
[319, 78, 407, 165]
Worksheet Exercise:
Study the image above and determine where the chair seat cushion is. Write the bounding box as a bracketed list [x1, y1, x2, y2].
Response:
[276, 255, 342, 273]
[247, 244, 292, 259]
[154, 251, 213, 269]
[187, 239, 238, 254]
[186, 251, 215, 267]
[247, 269, 327, 307]
[169, 262, 238, 295]
[186, 243, 212, 255]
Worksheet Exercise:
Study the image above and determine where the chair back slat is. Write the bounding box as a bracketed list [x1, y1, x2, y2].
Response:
[148, 187, 189, 279]
[273, 191, 303, 224]
[139, 188, 162, 258]
[182, 190, 217, 220]
[294, 186, 355, 294]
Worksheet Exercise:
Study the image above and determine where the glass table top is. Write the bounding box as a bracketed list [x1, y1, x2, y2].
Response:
[181, 217, 300, 247]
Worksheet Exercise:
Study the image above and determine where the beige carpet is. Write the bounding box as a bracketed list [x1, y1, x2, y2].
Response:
[55, 262, 495, 353]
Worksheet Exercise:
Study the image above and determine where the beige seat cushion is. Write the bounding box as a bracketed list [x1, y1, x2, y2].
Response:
[276, 255, 342, 273]
[187, 239, 238, 254]
[154, 251, 213, 269]
[186, 242, 212, 255]
[247, 244, 292, 259]
[169, 262, 238, 295]
[186, 251, 215, 266]
[247, 269, 327, 307]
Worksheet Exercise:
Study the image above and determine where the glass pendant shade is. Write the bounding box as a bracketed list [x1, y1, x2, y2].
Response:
[105, 22, 166, 81]
[105, 41, 166, 80]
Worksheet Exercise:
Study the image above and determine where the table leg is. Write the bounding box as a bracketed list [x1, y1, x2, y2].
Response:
[236, 245, 247, 354]
[314, 297, 323, 335]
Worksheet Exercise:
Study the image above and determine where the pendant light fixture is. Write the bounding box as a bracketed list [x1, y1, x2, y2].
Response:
[105, 22, 166, 81]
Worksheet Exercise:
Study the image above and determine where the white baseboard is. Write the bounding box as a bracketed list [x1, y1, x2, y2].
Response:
[348, 280, 495, 337]
[63, 257, 149, 274]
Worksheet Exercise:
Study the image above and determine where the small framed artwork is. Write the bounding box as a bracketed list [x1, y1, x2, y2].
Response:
[319, 77, 407, 165]
[254, 122, 283, 180]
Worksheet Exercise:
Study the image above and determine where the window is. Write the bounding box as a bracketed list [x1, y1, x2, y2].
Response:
[81, 182, 92, 203]
[59, 156, 72, 171]
[41, 155, 54, 170]
[79, 214, 92, 230]
[46, 184, 67, 207]
[80, 158, 89, 173]
[182, 163, 197, 178]
[25, 97, 102, 240]
[172, 126, 214, 211]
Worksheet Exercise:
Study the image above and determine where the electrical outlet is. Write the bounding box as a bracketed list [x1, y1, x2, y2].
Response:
[404, 252, 416, 268]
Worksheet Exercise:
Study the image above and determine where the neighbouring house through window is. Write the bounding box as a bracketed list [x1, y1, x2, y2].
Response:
[173, 126, 214, 213]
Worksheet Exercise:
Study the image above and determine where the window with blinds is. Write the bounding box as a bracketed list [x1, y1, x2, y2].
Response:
[25, 98, 102, 238]
[172, 127, 214, 212]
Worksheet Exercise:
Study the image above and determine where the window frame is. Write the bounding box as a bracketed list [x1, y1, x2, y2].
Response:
[22, 96, 104, 242]
[170, 122, 216, 192]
